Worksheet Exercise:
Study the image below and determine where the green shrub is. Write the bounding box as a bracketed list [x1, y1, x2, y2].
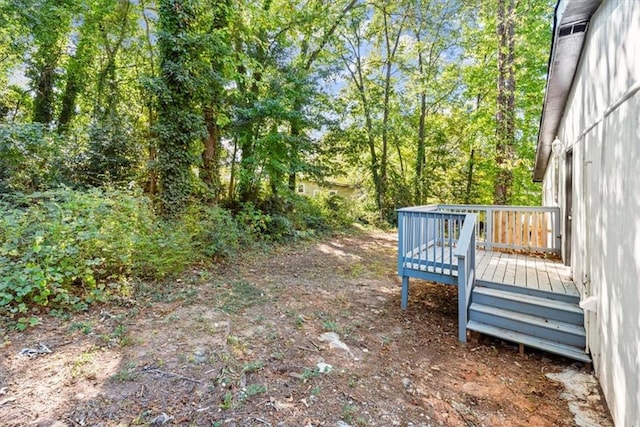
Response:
[286, 195, 328, 232]
[236, 202, 272, 239]
[321, 194, 355, 228]
[0, 123, 68, 192]
[0, 188, 248, 316]
[129, 219, 195, 280]
[0, 189, 179, 313]
[181, 205, 241, 259]
[265, 214, 294, 242]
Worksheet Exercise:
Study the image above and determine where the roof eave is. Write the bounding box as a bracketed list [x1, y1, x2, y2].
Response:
[533, 0, 602, 182]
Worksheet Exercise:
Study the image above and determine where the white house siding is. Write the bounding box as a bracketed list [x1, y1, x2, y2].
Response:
[542, 1, 640, 425]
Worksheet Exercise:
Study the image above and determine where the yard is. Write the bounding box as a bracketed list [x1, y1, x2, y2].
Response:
[0, 230, 611, 426]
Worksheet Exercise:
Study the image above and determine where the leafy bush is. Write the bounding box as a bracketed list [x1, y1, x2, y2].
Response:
[236, 202, 272, 239]
[82, 113, 144, 187]
[286, 195, 328, 232]
[321, 193, 355, 228]
[264, 214, 294, 241]
[0, 188, 244, 315]
[0, 123, 69, 193]
[0, 189, 194, 313]
[181, 205, 241, 259]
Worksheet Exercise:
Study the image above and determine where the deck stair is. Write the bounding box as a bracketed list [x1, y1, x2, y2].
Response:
[467, 283, 591, 363]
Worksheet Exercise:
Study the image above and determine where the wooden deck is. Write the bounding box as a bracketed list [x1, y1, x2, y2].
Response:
[397, 206, 589, 361]
[476, 250, 577, 296]
[403, 245, 578, 297]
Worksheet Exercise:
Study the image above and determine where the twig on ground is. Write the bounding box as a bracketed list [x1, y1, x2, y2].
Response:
[142, 367, 204, 384]
[254, 417, 272, 426]
[309, 340, 321, 351]
[0, 397, 16, 406]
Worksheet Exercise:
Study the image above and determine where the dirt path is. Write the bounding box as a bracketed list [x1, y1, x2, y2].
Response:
[0, 230, 611, 426]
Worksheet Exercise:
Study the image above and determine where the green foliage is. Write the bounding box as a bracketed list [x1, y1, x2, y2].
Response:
[264, 214, 294, 242]
[287, 195, 328, 232]
[240, 383, 267, 400]
[235, 202, 273, 239]
[0, 184, 360, 319]
[0, 124, 68, 193]
[181, 205, 240, 259]
[0, 188, 245, 315]
[83, 113, 144, 187]
[0, 0, 554, 228]
[111, 361, 138, 382]
[153, 0, 208, 215]
[320, 194, 356, 228]
[0, 188, 147, 312]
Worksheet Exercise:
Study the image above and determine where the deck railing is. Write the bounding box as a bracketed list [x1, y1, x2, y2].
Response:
[437, 204, 561, 253]
[397, 206, 466, 287]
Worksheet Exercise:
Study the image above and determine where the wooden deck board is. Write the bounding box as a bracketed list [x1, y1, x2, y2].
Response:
[403, 244, 576, 297]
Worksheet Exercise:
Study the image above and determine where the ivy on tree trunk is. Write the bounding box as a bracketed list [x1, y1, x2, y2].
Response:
[155, 0, 203, 215]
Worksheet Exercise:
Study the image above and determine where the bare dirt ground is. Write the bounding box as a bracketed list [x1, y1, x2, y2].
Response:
[0, 230, 612, 426]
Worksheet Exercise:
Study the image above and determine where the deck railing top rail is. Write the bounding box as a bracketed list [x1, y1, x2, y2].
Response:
[396, 204, 439, 212]
[398, 204, 560, 213]
[438, 204, 559, 213]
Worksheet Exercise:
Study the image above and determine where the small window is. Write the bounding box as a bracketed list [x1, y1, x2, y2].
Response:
[313, 190, 320, 197]
[328, 190, 337, 196]
[297, 183, 305, 194]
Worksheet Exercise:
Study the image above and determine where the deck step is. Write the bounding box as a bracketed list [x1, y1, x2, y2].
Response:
[473, 286, 583, 324]
[476, 281, 580, 304]
[469, 303, 586, 347]
[467, 320, 591, 363]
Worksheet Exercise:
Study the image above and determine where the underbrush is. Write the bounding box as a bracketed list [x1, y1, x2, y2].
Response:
[0, 189, 239, 321]
[0, 188, 358, 325]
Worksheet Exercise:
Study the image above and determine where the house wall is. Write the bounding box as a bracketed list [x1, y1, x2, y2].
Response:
[296, 180, 357, 199]
[542, 1, 640, 425]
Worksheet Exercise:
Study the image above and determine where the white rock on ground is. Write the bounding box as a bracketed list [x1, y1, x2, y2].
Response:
[546, 368, 612, 427]
[318, 332, 353, 357]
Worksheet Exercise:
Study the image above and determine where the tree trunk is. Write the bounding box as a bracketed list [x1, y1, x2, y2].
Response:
[288, 110, 301, 192]
[201, 105, 222, 201]
[415, 41, 427, 205]
[380, 5, 406, 219]
[32, 61, 56, 125]
[464, 148, 475, 204]
[494, 0, 516, 205]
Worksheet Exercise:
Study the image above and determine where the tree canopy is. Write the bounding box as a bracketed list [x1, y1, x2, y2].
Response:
[0, 0, 554, 218]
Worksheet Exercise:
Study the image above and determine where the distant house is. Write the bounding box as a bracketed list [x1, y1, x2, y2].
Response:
[534, 1, 639, 425]
[296, 179, 358, 199]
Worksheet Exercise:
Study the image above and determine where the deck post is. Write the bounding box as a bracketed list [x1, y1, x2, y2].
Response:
[486, 208, 493, 250]
[553, 208, 561, 252]
[457, 255, 468, 342]
[401, 276, 409, 310]
[397, 211, 405, 277]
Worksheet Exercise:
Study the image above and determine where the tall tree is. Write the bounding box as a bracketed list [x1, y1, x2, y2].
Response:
[57, 0, 110, 132]
[494, 0, 516, 204]
[286, 0, 359, 192]
[199, 0, 232, 202]
[20, 0, 74, 125]
[155, 0, 205, 214]
[408, 0, 463, 205]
